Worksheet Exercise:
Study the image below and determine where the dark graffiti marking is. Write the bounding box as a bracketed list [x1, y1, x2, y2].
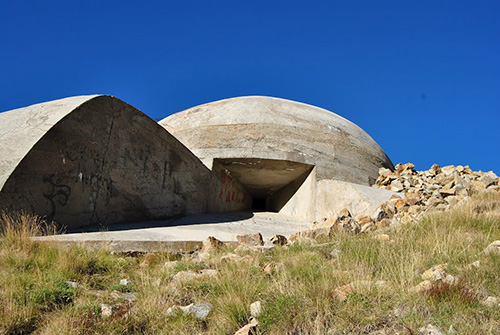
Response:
[79, 172, 114, 223]
[43, 175, 71, 221]
[162, 160, 169, 189]
[122, 146, 152, 176]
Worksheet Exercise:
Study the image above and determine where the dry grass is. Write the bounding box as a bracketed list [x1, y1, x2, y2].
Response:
[0, 192, 499, 334]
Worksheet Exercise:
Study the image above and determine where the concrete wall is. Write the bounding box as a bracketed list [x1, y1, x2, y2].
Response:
[272, 167, 317, 220]
[208, 160, 252, 212]
[0, 96, 210, 229]
[314, 180, 395, 220]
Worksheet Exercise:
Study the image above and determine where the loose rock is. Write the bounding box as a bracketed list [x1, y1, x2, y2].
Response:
[166, 303, 212, 320]
[101, 304, 113, 318]
[237, 233, 264, 246]
[119, 279, 131, 286]
[484, 240, 500, 255]
[411, 280, 432, 293]
[234, 318, 259, 335]
[480, 296, 500, 308]
[422, 264, 447, 282]
[270, 234, 287, 245]
[418, 324, 443, 335]
[250, 301, 262, 318]
[202, 236, 225, 253]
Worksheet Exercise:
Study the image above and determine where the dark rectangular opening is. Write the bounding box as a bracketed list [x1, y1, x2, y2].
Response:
[252, 197, 267, 211]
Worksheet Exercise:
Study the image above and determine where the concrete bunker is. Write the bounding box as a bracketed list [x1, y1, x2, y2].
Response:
[211, 158, 314, 212]
[160, 95, 395, 221]
[1, 94, 395, 231]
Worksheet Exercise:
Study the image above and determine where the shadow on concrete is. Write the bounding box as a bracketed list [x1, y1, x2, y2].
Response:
[67, 211, 255, 233]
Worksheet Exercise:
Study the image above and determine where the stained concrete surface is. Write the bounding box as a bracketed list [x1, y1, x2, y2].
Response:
[35, 211, 312, 253]
[0, 96, 213, 229]
[160, 96, 394, 185]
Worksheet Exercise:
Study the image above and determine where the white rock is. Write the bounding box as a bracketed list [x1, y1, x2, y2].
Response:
[250, 301, 262, 317]
[164, 260, 179, 270]
[479, 171, 498, 187]
[166, 303, 212, 320]
[442, 274, 458, 285]
[484, 240, 500, 255]
[201, 269, 219, 277]
[467, 260, 480, 269]
[441, 165, 456, 176]
[422, 264, 447, 282]
[100, 304, 113, 318]
[390, 180, 404, 192]
[66, 281, 80, 288]
[481, 296, 500, 308]
[411, 280, 432, 293]
[165, 306, 180, 317]
[180, 303, 212, 320]
[418, 324, 443, 335]
[119, 279, 130, 286]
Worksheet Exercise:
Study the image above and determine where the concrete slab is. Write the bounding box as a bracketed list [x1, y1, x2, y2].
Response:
[35, 211, 311, 253]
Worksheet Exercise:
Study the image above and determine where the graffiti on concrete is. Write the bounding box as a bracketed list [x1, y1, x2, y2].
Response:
[123, 146, 152, 176]
[218, 172, 247, 204]
[43, 175, 71, 221]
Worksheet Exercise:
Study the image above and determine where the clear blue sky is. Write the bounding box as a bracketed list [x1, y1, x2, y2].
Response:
[1, 1, 499, 173]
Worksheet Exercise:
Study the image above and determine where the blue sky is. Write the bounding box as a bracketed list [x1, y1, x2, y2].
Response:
[1, 1, 499, 173]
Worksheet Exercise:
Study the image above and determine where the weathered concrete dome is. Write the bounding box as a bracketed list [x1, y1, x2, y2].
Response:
[160, 96, 393, 186]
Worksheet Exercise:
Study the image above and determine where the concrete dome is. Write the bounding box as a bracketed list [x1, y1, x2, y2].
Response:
[160, 96, 393, 185]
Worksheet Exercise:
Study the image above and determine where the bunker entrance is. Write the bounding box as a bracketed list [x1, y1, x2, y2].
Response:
[214, 158, 314, 212]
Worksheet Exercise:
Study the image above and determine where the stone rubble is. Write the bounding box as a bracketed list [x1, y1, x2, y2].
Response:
[411, 263, 459, 292]
[302, 163, 499, 237]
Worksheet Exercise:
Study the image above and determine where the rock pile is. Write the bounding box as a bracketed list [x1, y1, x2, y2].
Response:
[304, 163, 499, 238]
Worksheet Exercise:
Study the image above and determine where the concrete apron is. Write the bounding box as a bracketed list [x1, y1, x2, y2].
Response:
[34, 211, 312, 253]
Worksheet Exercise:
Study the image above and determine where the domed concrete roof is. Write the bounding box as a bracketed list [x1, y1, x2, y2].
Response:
[160, 96, 393, 185]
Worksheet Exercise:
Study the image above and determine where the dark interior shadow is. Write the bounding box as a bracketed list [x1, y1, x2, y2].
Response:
[67, 210, 255, 233]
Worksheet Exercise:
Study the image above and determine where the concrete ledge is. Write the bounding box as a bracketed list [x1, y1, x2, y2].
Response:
[34, 211, 312, 253]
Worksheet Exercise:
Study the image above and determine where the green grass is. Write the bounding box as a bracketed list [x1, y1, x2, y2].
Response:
[0, 191, 499, 334]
